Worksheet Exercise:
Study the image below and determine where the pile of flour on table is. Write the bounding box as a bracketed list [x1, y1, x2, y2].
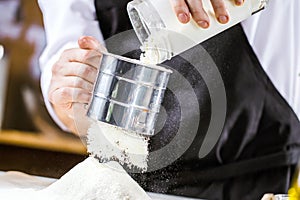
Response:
[0, 157, 152, 200]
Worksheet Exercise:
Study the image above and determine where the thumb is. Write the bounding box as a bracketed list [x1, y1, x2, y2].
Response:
[78, 36, 107, 52]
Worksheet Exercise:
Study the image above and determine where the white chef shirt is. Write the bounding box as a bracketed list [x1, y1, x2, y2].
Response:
[242, 0, 300, 121]
[38, 0, 300, 131]
[38, 0, 104, 130]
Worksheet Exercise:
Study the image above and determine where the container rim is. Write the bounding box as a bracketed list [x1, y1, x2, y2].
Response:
[101, 52, 173, 74]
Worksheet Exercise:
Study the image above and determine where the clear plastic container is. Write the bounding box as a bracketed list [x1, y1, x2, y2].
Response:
[127, 0, 268, 62]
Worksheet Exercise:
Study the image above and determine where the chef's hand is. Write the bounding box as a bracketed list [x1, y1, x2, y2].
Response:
[171, 0, 244, 28]
[48, 36, 105, 134]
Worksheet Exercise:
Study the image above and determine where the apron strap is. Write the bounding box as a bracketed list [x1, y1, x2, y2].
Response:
[172, 148, 300, 183]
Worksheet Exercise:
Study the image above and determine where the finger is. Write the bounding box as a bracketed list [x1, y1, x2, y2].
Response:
[210, 0, 229, 24]
[60, 48, 102, 68]
[52, 61, 98, 84]
[78, 36, 107, 53]
[186, 0, 209, 28]
[49, 87, 91, 106]
[261, 194, 275, 200]
[235, 0, 244, 6]
[50, 76, 94, 93]
[170, 0, 191, 24]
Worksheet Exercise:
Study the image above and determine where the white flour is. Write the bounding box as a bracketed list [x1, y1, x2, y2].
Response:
[87, 121, 149, 171]
[139, 31, 171, 64]
[0, 157, 152, 200]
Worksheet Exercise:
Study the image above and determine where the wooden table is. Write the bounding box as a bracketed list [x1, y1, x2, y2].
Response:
[0, 130, 87, 178]
[0, 130, 86, 154]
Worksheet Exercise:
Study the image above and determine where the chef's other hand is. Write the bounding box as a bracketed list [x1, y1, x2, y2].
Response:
[48, 36, 105, 134]
[171, 0, 244, 28]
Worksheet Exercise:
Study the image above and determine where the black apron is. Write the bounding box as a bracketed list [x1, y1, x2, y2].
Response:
[94, 1, 300, 199]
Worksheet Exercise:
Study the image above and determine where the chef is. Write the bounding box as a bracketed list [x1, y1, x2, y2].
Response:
[38, 0, 300, 199]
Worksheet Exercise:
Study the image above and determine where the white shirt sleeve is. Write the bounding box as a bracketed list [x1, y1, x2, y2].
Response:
[242, 0, 300, 120]
[38, 0, 104, 131]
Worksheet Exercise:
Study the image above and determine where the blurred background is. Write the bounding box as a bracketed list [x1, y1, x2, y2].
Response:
[0, 0, 86, 178]
[0, 0, 45, 131]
